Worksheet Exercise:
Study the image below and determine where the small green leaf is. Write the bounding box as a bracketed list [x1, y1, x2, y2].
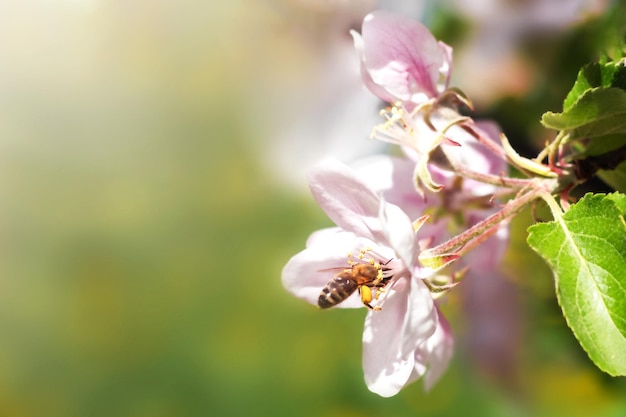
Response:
[573, 133, 626, 157]
[541, 61, 626, 156]
[599, 162, 626, 193]
[542, 87, 626, 140]
[527, 193, 626, 375]
[563, 61, 626, 111]
[606, 191, 626, 213]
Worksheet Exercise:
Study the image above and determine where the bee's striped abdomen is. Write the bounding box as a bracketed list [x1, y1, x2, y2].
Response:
[318, 274, 358, 309]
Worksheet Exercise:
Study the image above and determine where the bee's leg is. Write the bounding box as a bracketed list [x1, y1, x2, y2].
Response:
[360, 285, 372, 306]
[360, 286, 381, 311]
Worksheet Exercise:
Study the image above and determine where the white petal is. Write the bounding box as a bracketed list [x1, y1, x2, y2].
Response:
[282, 229, 381, 308]
[362, 274, 438, 396]
[421, 311, 454, 390]
[401, 277, 437, 358]
[362, 277, 415, 397]
[379, 198, 416, 269]
[305, 227, 344, 248]
[308, 160, 385, 242]
[352, 155, 429, 221]
[406, 308, 454, 390]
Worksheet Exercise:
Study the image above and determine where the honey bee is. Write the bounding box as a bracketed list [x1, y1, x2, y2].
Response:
[318, 261, 392, 310]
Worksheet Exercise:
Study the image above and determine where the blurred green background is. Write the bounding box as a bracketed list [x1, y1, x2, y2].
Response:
[0, 1, 625, 416]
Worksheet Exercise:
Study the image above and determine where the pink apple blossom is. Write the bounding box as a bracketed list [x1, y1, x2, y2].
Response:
[353, 10, 497, 195]
[351, 10, 453, 105]
[281, 159, 455, 396]
[282, 10, 513, 397]
[351, 11, 457, 190]
[352, 140, 508, 276]
[351, 143, 512, 392]
[371, 103, 471, 194]
[350, 147, 510, 393]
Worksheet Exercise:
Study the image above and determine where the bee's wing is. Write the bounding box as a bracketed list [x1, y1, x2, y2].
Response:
[317, 266, 348, 274]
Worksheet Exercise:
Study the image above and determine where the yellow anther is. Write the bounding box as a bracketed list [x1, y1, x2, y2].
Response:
[375, 288, 386, 300]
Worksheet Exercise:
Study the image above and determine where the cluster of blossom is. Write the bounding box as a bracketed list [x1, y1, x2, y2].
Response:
[282, 10, 517, 397]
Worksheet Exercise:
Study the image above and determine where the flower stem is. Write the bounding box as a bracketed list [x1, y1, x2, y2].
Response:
[452, 163, 535, 188]
[421, 178, 557, 258]
[459, 122, 507, 160]
[540, 191, 564, 219]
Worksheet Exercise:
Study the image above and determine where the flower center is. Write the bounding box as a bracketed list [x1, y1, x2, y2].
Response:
[370, 101, 442, 155]
[345, 248, 401, 310]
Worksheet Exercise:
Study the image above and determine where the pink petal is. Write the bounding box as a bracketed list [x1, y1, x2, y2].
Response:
[473, 120, 508, 176]
[445, 121, 502, 172]
[361, 10, 445, 102]
[352, 155, 429, 220]
[308, 159, 385, 242]
[438, 41, 453, 91]
[441, 120, 508, 196]
[352, 155, 456, 247]
[351, 29, 399, 104]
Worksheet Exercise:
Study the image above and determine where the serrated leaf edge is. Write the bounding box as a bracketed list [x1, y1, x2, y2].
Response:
[531, 194, 626, 375]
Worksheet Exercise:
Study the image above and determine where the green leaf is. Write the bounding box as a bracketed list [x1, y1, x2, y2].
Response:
[541, 61, 626, 156]
[564, 63, 613, 110]
[562, 61, 626, 111]
[542, 87, 626, 140]
[598, 161, 626, 193]
[527, 193, 626, 375]
[573, 133, 626, 157]
[606, 191, 626, 213]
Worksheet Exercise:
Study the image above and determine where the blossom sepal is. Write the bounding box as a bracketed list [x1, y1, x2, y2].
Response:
[436, 87, 474, 111]
[501, 133, 557, 177]
[423, 273, 461, 298]
[414, 156, 444, 195]
[412, 215, 430, 232]
[418, 252, 459, 270]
